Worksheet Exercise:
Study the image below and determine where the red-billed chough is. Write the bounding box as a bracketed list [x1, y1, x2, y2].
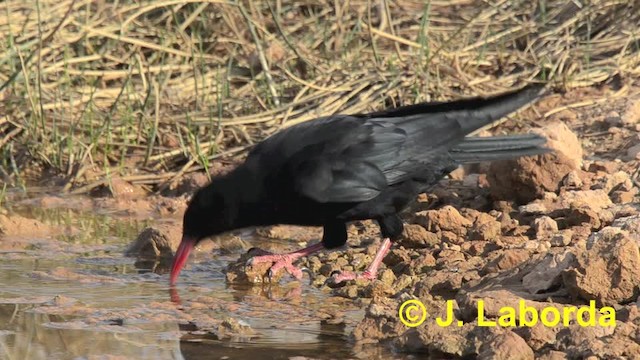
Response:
[170, 83, 550, 286]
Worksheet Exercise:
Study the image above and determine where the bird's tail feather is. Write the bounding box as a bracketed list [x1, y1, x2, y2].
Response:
[363, 83, 548, 154]
[449, 134, 550, 163]
[363, 83, 546, 135]
[452, 84, 547, 134]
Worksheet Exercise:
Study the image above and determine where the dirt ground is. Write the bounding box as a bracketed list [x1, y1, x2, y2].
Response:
[2, 82, 640, 359]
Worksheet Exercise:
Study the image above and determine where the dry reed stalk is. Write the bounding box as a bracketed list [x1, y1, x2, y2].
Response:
[0, 0, 638, 193]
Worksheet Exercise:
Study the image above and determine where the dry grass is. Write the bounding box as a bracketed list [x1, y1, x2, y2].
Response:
[1, 0, 639, 193]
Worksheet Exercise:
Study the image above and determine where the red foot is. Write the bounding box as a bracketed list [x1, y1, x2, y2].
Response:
[326, 270, 377, 286]
[247, 251, 305, 280]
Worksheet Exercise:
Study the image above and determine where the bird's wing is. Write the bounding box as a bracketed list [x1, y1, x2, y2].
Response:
[245, 84, 545, 203]
[289, 155, 389, 203]
[247, 115, 458, 203]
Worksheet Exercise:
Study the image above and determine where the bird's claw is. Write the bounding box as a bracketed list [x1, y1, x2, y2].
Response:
[245, 248, 273, 267]
[266, 265, 314, 283]
[245, 251, 316, 283]
[300, 267, 315, 284]
[267, 267, 277, 281]
[324, 270, 376, 288]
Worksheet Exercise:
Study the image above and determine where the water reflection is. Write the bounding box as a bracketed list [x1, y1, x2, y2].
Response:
[0, 301, 363, 360]
[0, 203, 410, 360]
[0, 304, 184, 359]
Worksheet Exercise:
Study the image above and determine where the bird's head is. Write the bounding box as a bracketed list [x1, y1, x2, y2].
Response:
[170, 180, 236, 285]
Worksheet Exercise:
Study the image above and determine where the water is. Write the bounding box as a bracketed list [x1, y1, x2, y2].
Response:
[0, 198, 407, 360]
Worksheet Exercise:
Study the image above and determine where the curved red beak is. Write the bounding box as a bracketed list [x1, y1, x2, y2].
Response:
[170, 235, 196, 285]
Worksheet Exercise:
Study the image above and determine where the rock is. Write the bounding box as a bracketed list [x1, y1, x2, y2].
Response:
[482, 249, 531, 274]
[477, 329, 535, 360]
[604, 110, 622, 126]
[626, 143, 640, 161]
[125, 225, 211, 259]
[413, 271, 464, 298]
[590, 170, 633, 193]
[435, 249, 466, 268]
[408, 251, 436, 272]
[608, 171, 633, 192]
[488, 122, 582, 203]
[499, 235, 529, 247]
[537, 240, 551, 253]
[335, 284, 360, 299]
[441, 230, 462, 245]
[153, 196, 188, 217]
[562, 226, 640, 305]
[256, 225, 322, 242]
[611, 215, 640, 238]
[225, 248, 287, 284]
[457, 289, 564, 321]
[497, 212, 519, 233]
[384, 248, 412, 267]
[401, 224, 440, 248]
[616, 304, 640, 323]
[556, 323, 615, 349]
[213, 318, 256, 339]
[588, 160, 619, 174]
[579, 335, 640, 359]
[557, 189, 612, 212]
[622, 97, 640, 125]
[463, 174, 481, 187]
[100, 178, 147, 199]
[391, 274, 414, 294]
[449, 167, 465, 180]
[0, 214, 58, 239]
[462, 241, 498, 256]
[379, 269, 397, 287]
[209, 235, 251, 255]
[468, 213, 501, 241]
[395, 323, 475, 357]
[447, 244, 462, 252]
[560, 204, 602, 229]
[542, 191, 558, 201]
[390, 297, 475, 356]
[518, 202, 548, 215]
[168, 172, 210, 196]
[552, 190, 614, 230]
[610, 190, 637, 204]
[550, 230, 573, 246]
[610, 203, 640, 219]
[318, 263, 340, 277]
[352, 296, 408, 342]
[562, 171, 583, 188]
[522, 250, 576, 294]
[414, 206, 471, 237]
[532, 216, 558, 239]
[537, 350, 569, 360]
[515, 323, 558, 351]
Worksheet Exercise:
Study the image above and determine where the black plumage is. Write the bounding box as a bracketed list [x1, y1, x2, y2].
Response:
[170, 84, 550, 285]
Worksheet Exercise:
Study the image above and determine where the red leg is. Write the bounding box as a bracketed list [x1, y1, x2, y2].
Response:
[247, 242, 325, 279]
[328, 238, 392, 284]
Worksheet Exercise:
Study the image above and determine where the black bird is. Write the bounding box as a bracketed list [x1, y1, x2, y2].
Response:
[170, 84, 550, 286]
